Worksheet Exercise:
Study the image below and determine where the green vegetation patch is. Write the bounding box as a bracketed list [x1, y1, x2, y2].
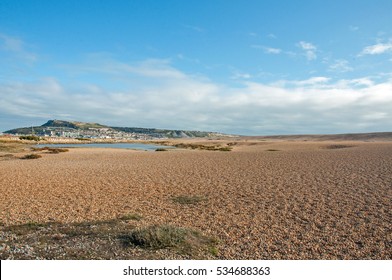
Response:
[123, 224, 218, 256]
[172, 195, 207, 205]
[155, 148, 168, 152]
[19, 135, 41, 141]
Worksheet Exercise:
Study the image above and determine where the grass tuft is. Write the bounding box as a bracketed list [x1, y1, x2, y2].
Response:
[172, 195, 207, 205]
[20, 154, 42, 160]
[209, 246, 219, 256]
[125, 225, 188, 249]
[123, 224, 218, 256]
[155, 148, 168, 152]
[324, 144, 354, 149]
[174, 143, 232, 151]
[32, 147, 69, 154]
[218, 146, 232, 151]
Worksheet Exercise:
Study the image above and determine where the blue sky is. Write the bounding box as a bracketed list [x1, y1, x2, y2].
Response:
[1, 0, 392, 135]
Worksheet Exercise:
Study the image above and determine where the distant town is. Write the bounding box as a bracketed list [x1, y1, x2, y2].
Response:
[2, 120, 229, 141]
[25, 126, 159, 140]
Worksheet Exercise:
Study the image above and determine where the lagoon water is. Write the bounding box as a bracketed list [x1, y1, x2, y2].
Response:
[36, 143, 174, 151]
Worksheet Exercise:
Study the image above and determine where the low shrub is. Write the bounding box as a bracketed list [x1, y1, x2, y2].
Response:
[20, 154, 42, 160]
[123, 224, 218, 256]
[126, 225, 188, 249]
[19, 135, 41, 141]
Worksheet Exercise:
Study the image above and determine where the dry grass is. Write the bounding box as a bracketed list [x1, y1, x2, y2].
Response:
[19, 154, 42, 160]
[31, 147, 69, 154]
[0, 219, 218, 259]
[122, 224, 218, 256]
[323, 144, 355, 149]
[0, 154, 15, 160]
[0, 142, 28, 153]
[174, 143, 232, 151]
[1, 218, 134, 259]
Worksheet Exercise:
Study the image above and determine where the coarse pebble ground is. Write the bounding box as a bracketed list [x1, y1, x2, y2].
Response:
[0, 140, 391, 259]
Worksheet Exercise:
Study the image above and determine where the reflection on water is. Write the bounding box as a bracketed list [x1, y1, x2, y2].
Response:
[36, 143, 174, 151]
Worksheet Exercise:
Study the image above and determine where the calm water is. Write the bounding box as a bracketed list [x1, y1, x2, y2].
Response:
[36, 143, 174, 151]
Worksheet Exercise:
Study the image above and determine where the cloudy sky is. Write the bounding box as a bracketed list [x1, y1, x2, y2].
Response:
[1, 0, 392, 135]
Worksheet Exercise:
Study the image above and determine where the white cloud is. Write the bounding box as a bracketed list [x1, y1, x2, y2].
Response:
[339, 78, 374, 87]
[275, 77, 330, 87]
[329, 59, 353, 72]
[294, 76, 330, 86]
[2, 59, 392, 135]
[231, 71, 252, 80]
[0, 33, 37, 63]
[264, 47, 282, 54]
[360, 42, 392, 55]
[0, 34, 25, 53]
[298, 41, 316, 50]
[251, 45, 281, 54]
[297, 41, 317, 60]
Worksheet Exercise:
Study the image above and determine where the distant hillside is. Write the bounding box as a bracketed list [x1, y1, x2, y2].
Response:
[111, 126, 214, 138]
[4, 120, 225, 139]
[41, 120, 107, 129]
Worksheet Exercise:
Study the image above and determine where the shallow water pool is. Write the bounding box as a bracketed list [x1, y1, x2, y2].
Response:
[35, 143, 174, 151]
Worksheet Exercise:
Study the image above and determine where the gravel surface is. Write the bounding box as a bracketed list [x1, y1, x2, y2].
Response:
[0, 141, 391, 259]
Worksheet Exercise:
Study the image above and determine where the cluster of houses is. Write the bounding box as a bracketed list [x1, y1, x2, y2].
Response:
[3, 126, 160, 141]
[47, 127, 159, 140]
